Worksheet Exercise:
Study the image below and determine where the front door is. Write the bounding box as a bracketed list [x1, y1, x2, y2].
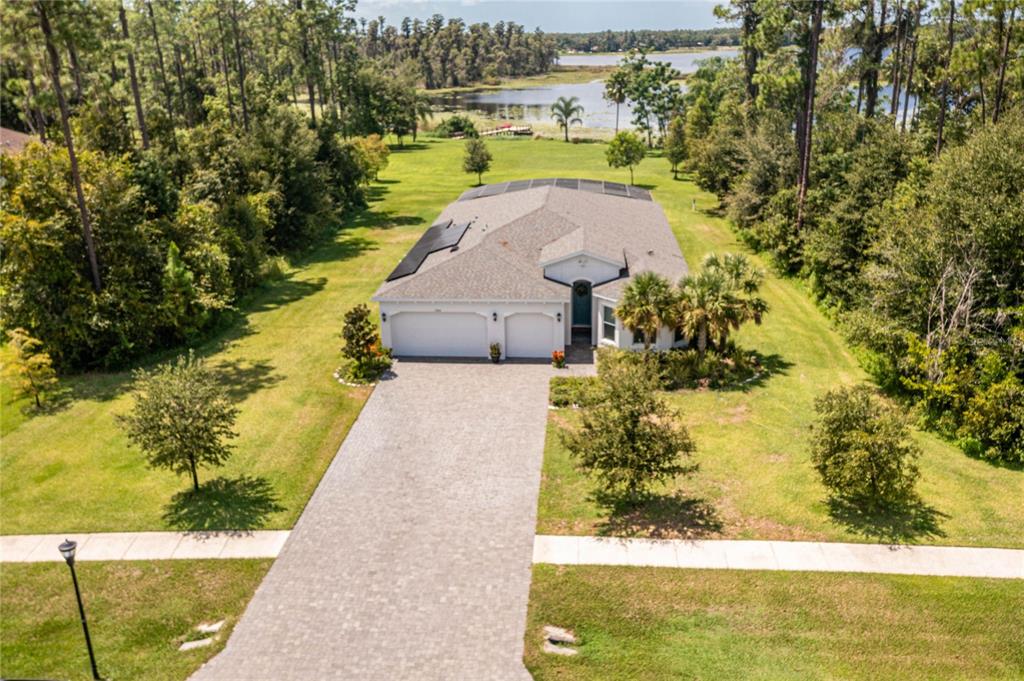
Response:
[572, 280, 592, 328]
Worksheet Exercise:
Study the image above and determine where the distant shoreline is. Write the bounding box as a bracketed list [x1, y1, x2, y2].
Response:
[558, 46, 740, 58]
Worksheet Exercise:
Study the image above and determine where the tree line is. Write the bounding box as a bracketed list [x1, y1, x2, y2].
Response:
[359, 14, 558, 89]
[680, 0, 1022, 463]
[1, 0, 411, 371]
[553, 27, 742, 53]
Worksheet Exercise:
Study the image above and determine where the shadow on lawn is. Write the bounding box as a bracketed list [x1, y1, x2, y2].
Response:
[163, 475, 285, 532]
[244, 275, 327, 313]
[212, 358, 282, 403]
[826, 495, 948, 545]
[717, 351, 794, 393]
[593, 490, 724, 540]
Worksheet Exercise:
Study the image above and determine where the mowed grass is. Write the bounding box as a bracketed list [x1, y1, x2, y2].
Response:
[1, 143, 455, 533]
[0, 559, 270, 681]
[525, 564, 1024, 680]
[3, 138, 1021, 543]
[515, 141, 1023, 548]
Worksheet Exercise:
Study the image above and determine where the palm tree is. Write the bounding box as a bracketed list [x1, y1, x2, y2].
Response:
[411, 91, 433, 142]
[615, 272, 675, 350]
[604, 70, 630, 134]
[550, 95, 585, 142]
[674, 270, 732, 356]
[701, 253, 768, 347]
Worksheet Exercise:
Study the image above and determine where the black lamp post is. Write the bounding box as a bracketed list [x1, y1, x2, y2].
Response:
[59, 539, 101, 680]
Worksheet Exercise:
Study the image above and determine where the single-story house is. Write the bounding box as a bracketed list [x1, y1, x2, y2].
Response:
[372, 178, 689, 359]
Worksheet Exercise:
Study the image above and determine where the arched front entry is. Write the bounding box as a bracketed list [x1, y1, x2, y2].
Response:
[571, 280, 592, 329]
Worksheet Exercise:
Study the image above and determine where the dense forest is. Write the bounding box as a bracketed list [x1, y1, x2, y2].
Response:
[359, 15, 558, 89]
[0, 0, 414, 369]
[554, 27, 742, 53]
[676, 0, 1023, 462]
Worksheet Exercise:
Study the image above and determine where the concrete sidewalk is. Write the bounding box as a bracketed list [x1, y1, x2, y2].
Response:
[0, 531, 289, 563]
[534, 535, 1024, 579]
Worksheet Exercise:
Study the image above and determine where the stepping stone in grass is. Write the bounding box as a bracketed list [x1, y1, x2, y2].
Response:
[543, 625, 577, 645]
[179, 637, 215, 652]
[197, 620, 225, 634]
[543, 640, 578, 656]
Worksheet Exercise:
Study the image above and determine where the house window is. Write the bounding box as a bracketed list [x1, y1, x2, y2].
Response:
[602, 306, 616, 341]
[674, 327, 684, 343]
[633, 329, 647, 345]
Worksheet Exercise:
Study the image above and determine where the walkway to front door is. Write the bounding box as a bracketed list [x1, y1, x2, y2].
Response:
[191, 361, 553, 681]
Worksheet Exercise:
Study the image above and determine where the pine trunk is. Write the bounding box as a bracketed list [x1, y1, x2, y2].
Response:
[215, 4, 236, 127]
[228, 0, 250, 130]
[796, 0, 824, 235]
[935, 0, 956, 156]
[36, 1, 102, 292]
[119, 2, 149, 148]
[992, 7, 1015, 123]
[146, 1, 174, 120]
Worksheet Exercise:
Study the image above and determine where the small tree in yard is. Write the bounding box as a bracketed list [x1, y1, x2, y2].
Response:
[606, 131, 646, 184]
[119, 351, 238, 493]
[563, 360, 696, 502]
[810, 385, 921, 507]
[4, 328, 58, 409]
[342, 304, 392, 382]
[463, 138, 492, 185]
[665, 115, 687, 178]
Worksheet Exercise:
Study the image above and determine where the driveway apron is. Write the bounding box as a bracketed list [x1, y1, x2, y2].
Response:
[192, 360, 554, 680]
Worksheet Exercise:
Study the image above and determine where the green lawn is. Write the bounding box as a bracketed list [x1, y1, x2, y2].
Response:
[525, 564, 1024, 680]
[0, 559, 270, 681]
[525, 146, 1023, 549]
[3, 137, 1021, 545]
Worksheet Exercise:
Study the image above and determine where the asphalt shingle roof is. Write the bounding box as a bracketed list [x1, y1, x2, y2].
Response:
[372, 183, 688, 302]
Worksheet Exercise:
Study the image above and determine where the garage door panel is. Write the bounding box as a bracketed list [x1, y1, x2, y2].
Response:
[391, 312, 487, 357]
[505, 313, 556, 358]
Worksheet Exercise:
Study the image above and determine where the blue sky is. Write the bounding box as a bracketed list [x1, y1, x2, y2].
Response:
[353, 1, 727, 32]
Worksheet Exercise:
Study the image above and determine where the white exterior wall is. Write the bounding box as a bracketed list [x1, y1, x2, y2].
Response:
[378, 301, 566, 359]
[594, 294, 684, 352]
[543, 255, 621, 286]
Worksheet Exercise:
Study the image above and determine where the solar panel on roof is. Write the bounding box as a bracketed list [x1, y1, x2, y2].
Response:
[385, 220, 470, 281]
[480, 183, 507, 196]
[627, 186, 652, 201]
[456, 178, 655, 203]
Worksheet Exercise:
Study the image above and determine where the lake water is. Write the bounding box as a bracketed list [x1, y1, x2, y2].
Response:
[428, 48, 918, 129]
[429, 49, 738, 130]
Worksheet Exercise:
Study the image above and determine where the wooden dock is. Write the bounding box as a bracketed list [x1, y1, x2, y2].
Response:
[452, 125, 533, 139]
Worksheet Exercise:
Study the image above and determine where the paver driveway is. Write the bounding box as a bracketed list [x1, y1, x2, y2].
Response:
[192, 360, 554, 680]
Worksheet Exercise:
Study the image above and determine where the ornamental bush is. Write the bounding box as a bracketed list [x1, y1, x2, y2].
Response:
[563, 359, 696, 501]
[810, 385, 921, 507]
[434, 115, 478, 138]
[341, 304, 392, 383]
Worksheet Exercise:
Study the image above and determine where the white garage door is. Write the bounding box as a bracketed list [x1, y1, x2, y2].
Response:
[505, 313, 556, 358]
[390, 312, 488, 358]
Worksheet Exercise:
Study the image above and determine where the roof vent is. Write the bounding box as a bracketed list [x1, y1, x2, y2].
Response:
[647, 249, 655, 256]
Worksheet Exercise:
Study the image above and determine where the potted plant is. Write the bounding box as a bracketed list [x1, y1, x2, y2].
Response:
[551, 350, 566, 369]
[489, 342, 501, 363]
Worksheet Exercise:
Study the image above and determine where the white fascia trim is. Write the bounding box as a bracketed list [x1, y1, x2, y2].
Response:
[538, 249, 626, 270]
[592, 292, 619, 304]
[373, 297, 568, 304]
